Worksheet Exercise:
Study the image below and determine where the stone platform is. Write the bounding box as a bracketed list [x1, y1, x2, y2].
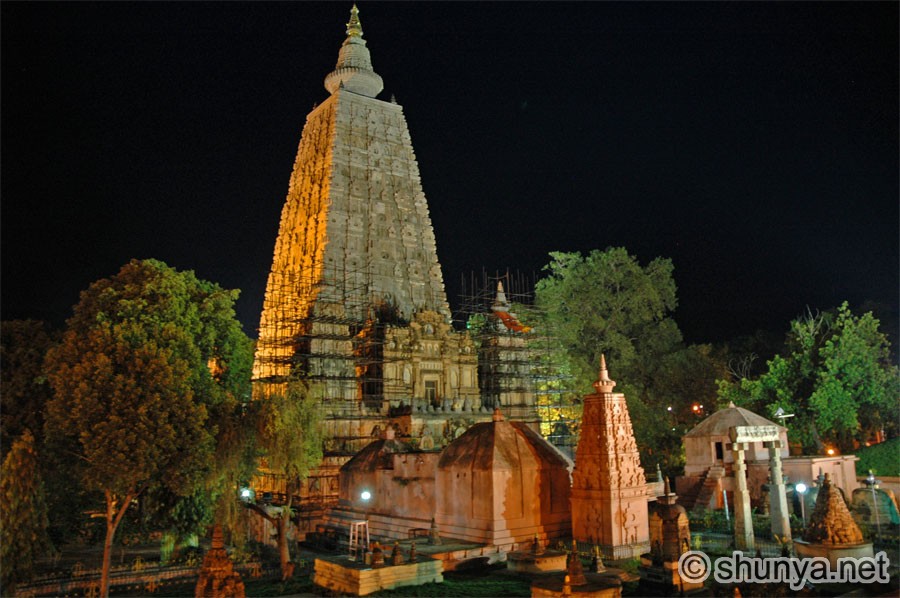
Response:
[531, 572, 623, 598]
[312, 554, 443, 596]
[507, 549, 567, 574]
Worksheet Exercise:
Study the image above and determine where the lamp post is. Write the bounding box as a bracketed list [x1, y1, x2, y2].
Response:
[865, 471, 881, 543]
[795, 483, 808, 526]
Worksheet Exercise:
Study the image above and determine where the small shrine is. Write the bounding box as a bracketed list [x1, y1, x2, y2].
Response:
[639, 480, 702, 592]
[435, 408, 572, 547]
[794, 474, 873, 567]
[195, 525, 246, 598]
[677, 403, 788, 513]
[571, 355, 650, 559]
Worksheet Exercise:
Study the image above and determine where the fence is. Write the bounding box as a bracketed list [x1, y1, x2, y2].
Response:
[15, 560, 278, 597]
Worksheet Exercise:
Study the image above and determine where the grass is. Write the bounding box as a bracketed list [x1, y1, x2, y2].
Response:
[854, 437, 899, 477]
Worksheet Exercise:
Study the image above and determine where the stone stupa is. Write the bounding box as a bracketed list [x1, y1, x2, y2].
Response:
[195, 525, 246, 598]
[794, 474, 873, 567]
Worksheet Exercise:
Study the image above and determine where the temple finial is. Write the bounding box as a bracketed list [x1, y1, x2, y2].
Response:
[324, 4, 384, 97]
[592, 353, 616, 393]
[347, 4, 363, 37]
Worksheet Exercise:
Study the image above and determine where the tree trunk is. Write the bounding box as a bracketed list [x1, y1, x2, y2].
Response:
[278, 494, 293, 579]
[100, 491, 135, 598]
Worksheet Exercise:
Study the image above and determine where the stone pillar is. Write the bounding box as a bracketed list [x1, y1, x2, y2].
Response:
[766, 440, 791, 543]
[731, 442, 755, 551]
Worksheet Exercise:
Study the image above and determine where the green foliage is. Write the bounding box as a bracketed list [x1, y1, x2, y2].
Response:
[1, 429, 54, 590]
[717, 303, 899, 453]
[42, 259, 253, 586]
[0, 320, 56, 458]
[535, 248, 681, 390]
[854, 438, 900, 477]
[256, 379, 325, 484]
[533, 248, 726, 474]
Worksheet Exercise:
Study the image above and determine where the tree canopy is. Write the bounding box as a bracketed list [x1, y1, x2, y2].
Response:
[43, 258, 252, 596]
[246, 377, 324, 578]
[1, 320, 56, 458]
[717, 302, 899, 453]
[532, 248, 725, 475]
[1, 429, 53, 592]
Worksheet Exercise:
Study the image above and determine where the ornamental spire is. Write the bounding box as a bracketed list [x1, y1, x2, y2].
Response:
[324, 4, 384, 97]
[346, 4, 363, 37]
[592, 353, 617, 394]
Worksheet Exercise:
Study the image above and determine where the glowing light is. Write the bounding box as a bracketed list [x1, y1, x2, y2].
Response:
[667, 406, 672, 412]
[795, 483, 807, 494]
[360, 490, 372, 501]
[826, 448, 835, 456]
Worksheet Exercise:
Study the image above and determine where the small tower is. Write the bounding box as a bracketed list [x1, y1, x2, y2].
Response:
[570, 355, 650, 559]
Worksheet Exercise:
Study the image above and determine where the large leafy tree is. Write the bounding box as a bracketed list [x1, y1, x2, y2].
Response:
[0, 429, 53, 592]
[718, 302, 899, 453]
[535, 248, 681, 388]
[246, 378, 324, 579]
[532, 248, 725, 475]
[43, 259, 252, 597]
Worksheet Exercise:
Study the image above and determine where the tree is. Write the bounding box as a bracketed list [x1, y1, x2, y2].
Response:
[1, 320, 56, 458]
[246, 378, 324, 579]
[532, 248, 725, 475]
[718, 303, 899, 453]
[0, 429, 53, 592]
[43, 259, 252, 597]
[534, 248, 681, 391]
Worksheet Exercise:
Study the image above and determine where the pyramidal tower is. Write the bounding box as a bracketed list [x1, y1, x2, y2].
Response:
[253, 5, 452, 393]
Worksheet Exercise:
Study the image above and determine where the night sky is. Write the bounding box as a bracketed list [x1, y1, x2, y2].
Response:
[2, 2, 897, 345]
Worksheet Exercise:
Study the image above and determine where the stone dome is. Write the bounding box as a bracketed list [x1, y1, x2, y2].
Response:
[435, 409, 572, 545]
[437, 411, 571, 473]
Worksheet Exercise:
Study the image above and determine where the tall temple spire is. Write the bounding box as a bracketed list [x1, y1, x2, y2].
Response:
[325, 4, 384, 97]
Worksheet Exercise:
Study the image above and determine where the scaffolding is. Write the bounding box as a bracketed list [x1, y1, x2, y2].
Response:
[456, 270, 578, 455]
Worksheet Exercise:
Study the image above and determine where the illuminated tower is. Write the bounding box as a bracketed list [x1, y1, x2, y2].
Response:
[253, 5, 452, 397]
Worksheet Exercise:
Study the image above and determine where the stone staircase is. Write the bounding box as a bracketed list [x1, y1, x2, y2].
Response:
[689, 466, 726, 513]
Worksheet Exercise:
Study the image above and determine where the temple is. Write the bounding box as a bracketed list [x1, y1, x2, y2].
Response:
[250, 5, 541, 526]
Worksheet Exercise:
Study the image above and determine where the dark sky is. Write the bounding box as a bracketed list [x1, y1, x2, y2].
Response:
[2, 2, 897, 345]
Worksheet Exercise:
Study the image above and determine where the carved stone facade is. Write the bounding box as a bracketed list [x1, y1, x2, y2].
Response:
[253, 6, 451, 388]
[248, 6, 538, 534]
[570, 356, 650, 559]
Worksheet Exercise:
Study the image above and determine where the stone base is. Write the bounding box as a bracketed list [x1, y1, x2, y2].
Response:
[600, 541, 650, 561]
[506, 550, 567, 574]
[638, 555, 704, 592]
[313, 555, 443, 596]
[794, 540, 874, 569]
[531, 572, 622, 598]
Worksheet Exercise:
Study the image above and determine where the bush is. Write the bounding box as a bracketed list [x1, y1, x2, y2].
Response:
[854, 438, 900, 477]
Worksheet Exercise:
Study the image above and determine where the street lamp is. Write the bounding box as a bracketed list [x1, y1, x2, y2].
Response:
[865, 471, 881, 543]
[795, 482, 808, 526]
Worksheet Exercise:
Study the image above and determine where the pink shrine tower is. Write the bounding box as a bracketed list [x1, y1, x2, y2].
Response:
[570, 355, 650, 559]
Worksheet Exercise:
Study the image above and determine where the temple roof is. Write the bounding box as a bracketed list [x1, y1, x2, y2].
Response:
[324, 4, 384, 97]
[683, 403, 785, 438]
[438, 410, 570, 471]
